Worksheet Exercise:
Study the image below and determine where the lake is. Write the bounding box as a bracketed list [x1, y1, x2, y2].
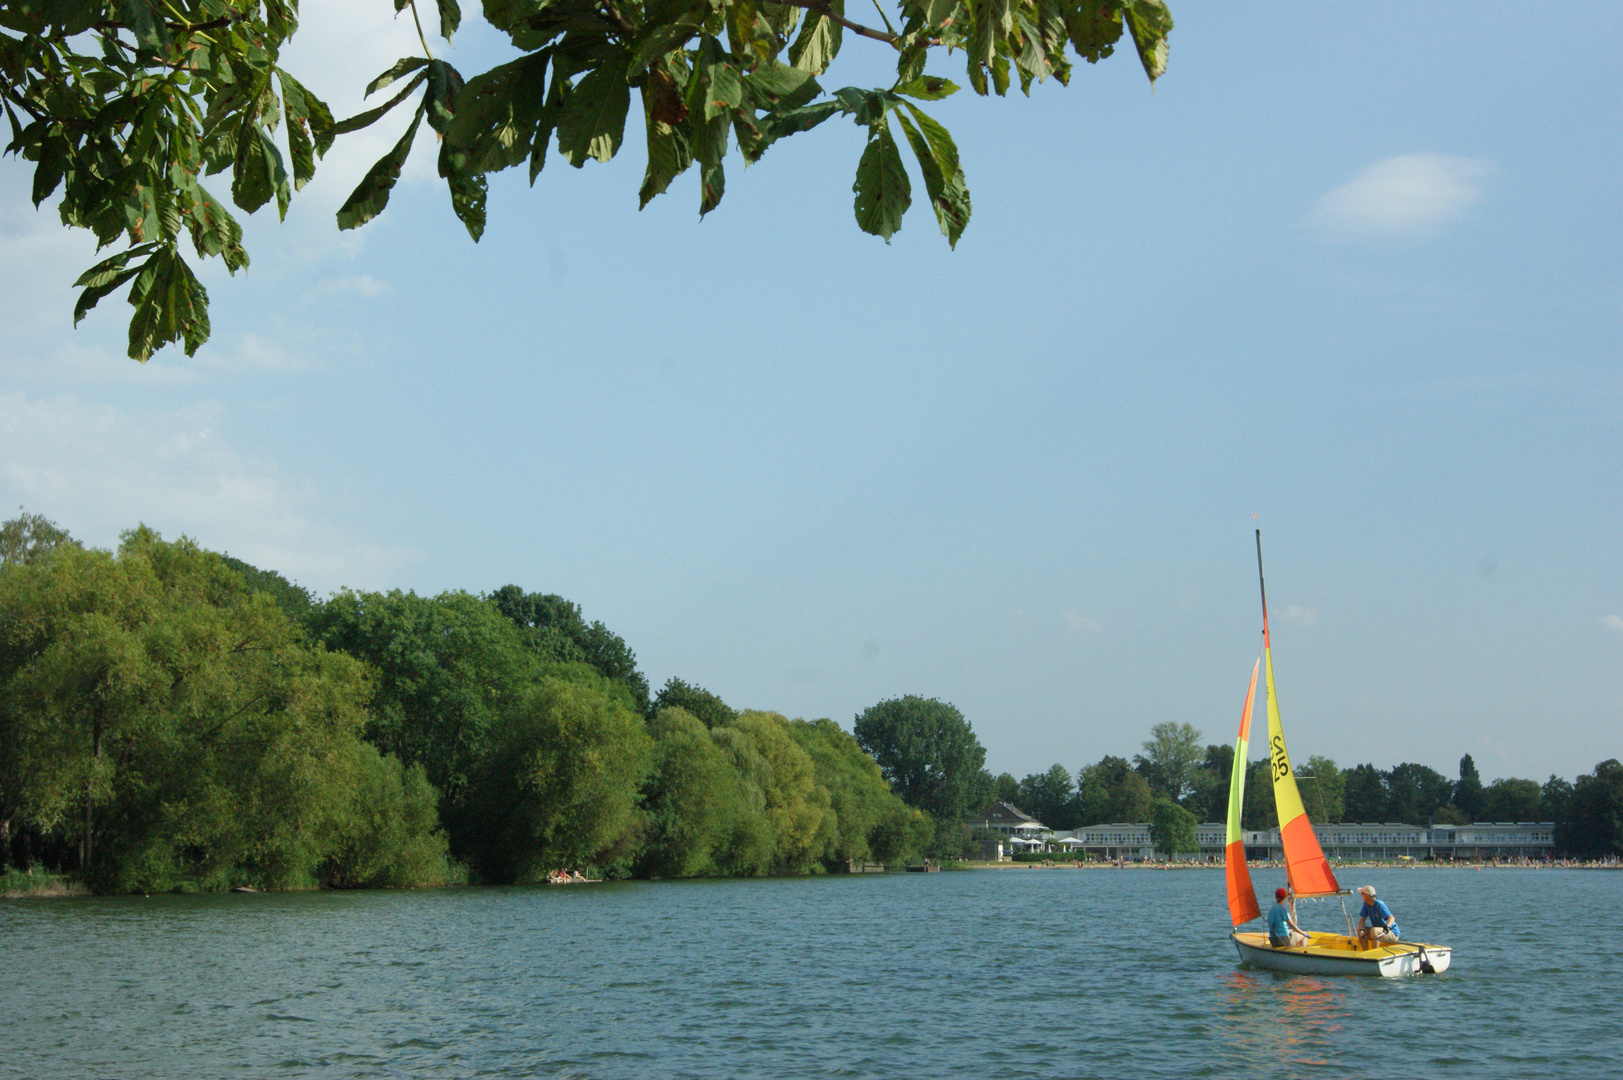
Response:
[4, 867, 1619, 1078]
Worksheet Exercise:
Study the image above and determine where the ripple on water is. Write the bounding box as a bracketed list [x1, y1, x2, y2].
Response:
[3, 869, 1621, 1078]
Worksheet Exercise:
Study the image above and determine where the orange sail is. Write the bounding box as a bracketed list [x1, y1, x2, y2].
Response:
[1256, 530, 1342, 898]
[1225, 658, 1262, 925]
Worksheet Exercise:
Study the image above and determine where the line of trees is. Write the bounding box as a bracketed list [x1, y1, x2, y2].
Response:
[0, 515, 935, 892]
[999, 723, 1623, 858]
[5, 512, 1617, 890]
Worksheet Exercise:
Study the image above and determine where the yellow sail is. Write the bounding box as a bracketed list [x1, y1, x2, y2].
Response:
[1256, 530, 1341, 898]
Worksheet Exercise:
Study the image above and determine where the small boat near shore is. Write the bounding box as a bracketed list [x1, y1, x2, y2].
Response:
[1224, 531, 1453, 978]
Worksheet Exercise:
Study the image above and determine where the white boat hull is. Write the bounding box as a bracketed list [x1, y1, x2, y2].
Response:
[1232, 931, 1451, 977]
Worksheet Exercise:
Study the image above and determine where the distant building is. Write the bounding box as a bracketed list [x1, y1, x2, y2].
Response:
[1243, 822, 1554, 861]
[969, 802, 1050, 852]
[1050, 821, 1555, 862]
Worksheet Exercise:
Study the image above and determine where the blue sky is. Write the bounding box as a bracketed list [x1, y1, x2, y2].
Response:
[2, 3, 1618, 787]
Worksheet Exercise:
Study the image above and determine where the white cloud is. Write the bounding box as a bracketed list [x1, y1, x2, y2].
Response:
[0, 391, 417, 592]
[1600, 615, 1623, 632]
[311, 275, 392, 299]
[1065, 610, 1104, 634]
[1280, 605, 1318, 626]
[1307, 153, 1495, 241]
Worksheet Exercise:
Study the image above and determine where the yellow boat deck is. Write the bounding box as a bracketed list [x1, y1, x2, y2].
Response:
[1233, 930, 1431, 961]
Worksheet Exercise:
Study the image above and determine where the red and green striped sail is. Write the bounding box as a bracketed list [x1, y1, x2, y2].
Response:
[1225, 658, 1262, 926]
[1257, 531, 1342, 898]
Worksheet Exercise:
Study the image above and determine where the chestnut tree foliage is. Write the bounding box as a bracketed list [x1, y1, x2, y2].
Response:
[1, 0, 1173, 360]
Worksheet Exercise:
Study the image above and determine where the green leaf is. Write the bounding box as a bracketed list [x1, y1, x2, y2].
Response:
[125, 246, 211, 360]
[639, 110, 693, 209]
[122, 179, 161, 244]
[116, 0, 169, 51]
[230, 118, 289, 217]
[71, 243, 156, 327]
[894, 76, 959, 101]
[444, 51, 552, 176]
[1063, 0, 1124, 63]
[852, 117, 909, 241]
[436, 0, 462, 40]
[367, 57, 429, 98]
[746, 62, 821, 109]
[556, 53, 632, 166]
[278, 68, 337, 162]
[630, 13, 704, 75]
[174, 174, 248, 271]
[332, 70, 429, 135]
[896, 104, 970, 246]
[693, 112, 729, 216]
[424, 59, 465, 136]
[704, 59, 743, 121]
[789, 9, 842, 75]
[1121, 0, 1172, 82]
[336, 105, 424, 231]
[447, 171, 486, 240]
[762, 100, 841, 139]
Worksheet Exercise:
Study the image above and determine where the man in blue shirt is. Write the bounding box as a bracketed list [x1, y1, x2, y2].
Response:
[1268, 887, 1308, 948]
[1356, 885, 1400, 945]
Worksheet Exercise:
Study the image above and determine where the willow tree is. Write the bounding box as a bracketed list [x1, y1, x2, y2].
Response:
[1, 0, 1172, 360]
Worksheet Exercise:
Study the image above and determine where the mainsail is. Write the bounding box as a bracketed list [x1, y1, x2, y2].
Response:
[1225, 658, 1262, 926]
[1256, 530, 1342, 898]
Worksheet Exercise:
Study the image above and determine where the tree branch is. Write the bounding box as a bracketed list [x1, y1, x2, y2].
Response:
[772, 0, 901, 47]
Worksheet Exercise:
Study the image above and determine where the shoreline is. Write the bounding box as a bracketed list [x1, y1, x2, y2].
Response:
[956, 859, 1621, 871]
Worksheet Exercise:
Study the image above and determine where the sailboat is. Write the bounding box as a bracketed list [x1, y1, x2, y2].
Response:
[1225, 530, 1452, 976]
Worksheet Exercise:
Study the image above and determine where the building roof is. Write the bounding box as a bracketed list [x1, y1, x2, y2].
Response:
[972, 801, 1048, 830]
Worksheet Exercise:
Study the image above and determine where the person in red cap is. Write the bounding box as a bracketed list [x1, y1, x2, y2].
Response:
[1266, 886, 1308, 948]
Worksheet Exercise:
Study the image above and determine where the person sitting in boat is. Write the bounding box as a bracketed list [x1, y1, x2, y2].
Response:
[1356, 885, 1401, 945]
[1268, 887, 1309, 948]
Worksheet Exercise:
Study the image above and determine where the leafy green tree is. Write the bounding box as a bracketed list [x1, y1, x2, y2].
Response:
[853, 694, 989, 824]
[1385, 762, 1453, 826]
[308, 588, 535, 804]
[636, 706, 751, 877]
[2, 1, 1173, 359]
[652, 677, 737, 728]
[0, 512, 78, 567]
[1541, 775, 1574, 823]
[1295, 755, 1344, 824]
[219, 555, 315, 627]
[0, 527, 454, 891]
[1240, 758, 1275, 831]
[1076, 755, 1154, 825]
[1555, 760, 1623, 858]
[993, 771, 1020, 804]
[456, 674, 653, 881]
[1455, 754, 1485, 819]
[490, 586, 649, 712]
[1481, 777, 1543, 822]
[789, 717, 925, 866]
[727, 711, 836, 872]
[1342, 763, 1387, 822]
[1133, 721, 1204, 802]
[1148, 797, 1197, 859]
[1183, 743, 1232, 822]
[1017, 763, 1081, 829]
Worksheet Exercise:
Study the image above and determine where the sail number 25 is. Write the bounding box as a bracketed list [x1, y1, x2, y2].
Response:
[1270, 734, 1291, 780]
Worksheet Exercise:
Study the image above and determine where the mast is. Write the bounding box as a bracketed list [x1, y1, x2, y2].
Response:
[1255, 529, 1342, 898]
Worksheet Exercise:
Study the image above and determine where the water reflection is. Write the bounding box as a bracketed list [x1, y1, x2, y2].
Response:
[1216, 968, 1349, 1073]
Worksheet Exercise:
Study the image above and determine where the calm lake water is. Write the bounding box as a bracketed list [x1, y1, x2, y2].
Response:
[5, 867, 1619, 1078]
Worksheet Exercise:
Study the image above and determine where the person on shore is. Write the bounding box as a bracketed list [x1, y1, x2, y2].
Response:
[1268, 887, 1308, 948]
[1356, 885, 1400, 946]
